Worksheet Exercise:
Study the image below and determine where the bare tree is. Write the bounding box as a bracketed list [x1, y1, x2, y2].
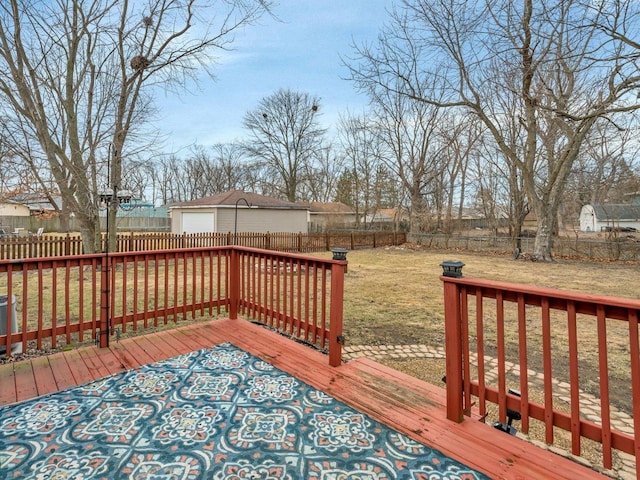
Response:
[242, 89, 326, 202]
[0, 0, 272, 252]
[436, 115, 482, 234]
[300, 144, 344, 203]
[368, 87, 450, 234]
[209, 142, 252, 192]
[338, 112, 383, 228]
[348, 0, 640, 260]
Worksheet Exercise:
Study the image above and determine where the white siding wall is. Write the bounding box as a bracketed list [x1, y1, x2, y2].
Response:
[0, 203, 30, 217]
[217, 207, 307, 233]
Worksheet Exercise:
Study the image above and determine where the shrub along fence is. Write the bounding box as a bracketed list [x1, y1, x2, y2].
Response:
[0, 231, 407, 260]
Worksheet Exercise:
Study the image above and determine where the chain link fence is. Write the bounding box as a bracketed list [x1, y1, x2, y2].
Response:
[409, 233, 640, 262]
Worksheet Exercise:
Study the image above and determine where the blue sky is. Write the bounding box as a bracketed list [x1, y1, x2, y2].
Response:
[155, 1, 394, 152]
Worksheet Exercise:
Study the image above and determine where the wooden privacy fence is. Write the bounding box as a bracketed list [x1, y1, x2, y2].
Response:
[0, 246, 347, 366]
[0, 231, 406, 260]
[441, 264, 640, 475]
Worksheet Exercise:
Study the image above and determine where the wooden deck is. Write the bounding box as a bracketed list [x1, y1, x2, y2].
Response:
[0, 318, 606, 479]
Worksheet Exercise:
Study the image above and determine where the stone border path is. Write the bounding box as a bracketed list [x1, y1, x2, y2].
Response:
[343, 344, 635, 480]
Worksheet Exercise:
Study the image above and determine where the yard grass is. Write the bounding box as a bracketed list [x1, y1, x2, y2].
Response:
[327, 245, 637, 473]
[335, 246, 636, 406]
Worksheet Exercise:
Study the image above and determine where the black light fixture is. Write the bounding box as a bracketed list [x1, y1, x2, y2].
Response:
[440, 260, 465, 278]
[331, 248, 348, 261]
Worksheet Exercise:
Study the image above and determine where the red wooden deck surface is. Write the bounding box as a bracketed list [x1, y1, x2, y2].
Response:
[0, 318, 606, 480]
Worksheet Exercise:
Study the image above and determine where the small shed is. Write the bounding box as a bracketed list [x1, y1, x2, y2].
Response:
[579, 204, 640, 232]
[169, 190, 309, 234]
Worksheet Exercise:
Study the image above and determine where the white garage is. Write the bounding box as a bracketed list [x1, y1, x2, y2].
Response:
[169, 190, 309, 234]
[180, 211, 215, 234]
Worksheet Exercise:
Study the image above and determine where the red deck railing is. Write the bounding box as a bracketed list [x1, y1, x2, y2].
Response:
[0, 246, 346, 366]
[232, 247, 345, 366]
[441, 263, 640, 475]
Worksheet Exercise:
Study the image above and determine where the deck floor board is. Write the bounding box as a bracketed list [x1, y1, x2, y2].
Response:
[0, 318, 606, 480]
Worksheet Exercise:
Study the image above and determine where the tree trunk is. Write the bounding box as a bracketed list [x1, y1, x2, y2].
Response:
[532, 204, 555, 261]
[76, 210, 102, 254]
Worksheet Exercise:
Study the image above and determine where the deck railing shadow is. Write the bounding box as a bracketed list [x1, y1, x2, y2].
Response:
[442, 262, 640, 476]
[0, 246, 346, 366]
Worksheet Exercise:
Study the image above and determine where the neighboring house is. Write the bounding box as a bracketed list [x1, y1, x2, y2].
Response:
[362, 211, 394, 226]
[169, 190, 309, 234]
[0, 201, 30, 217]
[7, 194, 62, 217]
[579, 204, 640, 232]
[303, 202, 357, 232]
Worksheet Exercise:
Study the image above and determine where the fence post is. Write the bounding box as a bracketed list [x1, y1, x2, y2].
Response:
[441, 260, 465, 423]
[298, 232, 302, 252]
[228, 248, 240, 319]
[329, 249, 348, 367]
[325, 232, 330, 251]
[350, 232, 355, 250]
[65, 233, 71, 256]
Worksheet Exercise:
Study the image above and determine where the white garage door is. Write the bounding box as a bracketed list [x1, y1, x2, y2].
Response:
[181, 212, 215, 234]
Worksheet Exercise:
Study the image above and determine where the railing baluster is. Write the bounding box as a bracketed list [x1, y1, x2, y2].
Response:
[21, 267, 28, 353]
[628, 309, 640, 480]
[597, 304, 612, 469]
[476, 291, 486, 419]
[517, 293, 530, 434]
[541, 298, 554, 445]
[461, 286, 471, 415]
[51, 262, 57, 348]
[65, 262, 71, 344]
[567, 301, 581, 456]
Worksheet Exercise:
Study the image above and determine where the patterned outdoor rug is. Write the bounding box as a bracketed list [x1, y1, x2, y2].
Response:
[0, 343, 489, 479]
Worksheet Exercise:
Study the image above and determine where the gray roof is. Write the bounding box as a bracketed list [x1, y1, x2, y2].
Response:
[170, 190, 307, 210]
[592, 204, 640, 220]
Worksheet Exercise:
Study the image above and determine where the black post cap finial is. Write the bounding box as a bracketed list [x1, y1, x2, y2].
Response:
[440, 260, 464, 278]
[331, 248, 348, 261]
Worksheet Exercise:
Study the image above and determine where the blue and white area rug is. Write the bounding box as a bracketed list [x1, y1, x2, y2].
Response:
[0, 343, 489, 479]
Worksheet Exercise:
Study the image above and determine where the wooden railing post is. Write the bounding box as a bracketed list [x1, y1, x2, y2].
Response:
[329, 248, 348, 367]
[329, 268, 345, 367]
[441, 260, 466, 423]
[228, 247, 240, 319]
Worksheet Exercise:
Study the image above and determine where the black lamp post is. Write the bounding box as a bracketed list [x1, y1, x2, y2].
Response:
[234, 197, 251, 245]
[97, 146, 137, 347]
